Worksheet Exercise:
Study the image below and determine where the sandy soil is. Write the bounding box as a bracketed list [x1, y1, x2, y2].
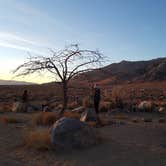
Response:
[0, 112, 166, 166]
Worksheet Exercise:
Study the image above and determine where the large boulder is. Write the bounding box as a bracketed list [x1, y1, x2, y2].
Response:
[138, 101, 155, 112]
[80, 108, 97, 122]
[158, 107, 166, 113]
[51, 117, 100, 148]
[12, 102, 28, 112]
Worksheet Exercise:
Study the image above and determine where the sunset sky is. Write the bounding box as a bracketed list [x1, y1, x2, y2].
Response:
[0, 0, 166, 83]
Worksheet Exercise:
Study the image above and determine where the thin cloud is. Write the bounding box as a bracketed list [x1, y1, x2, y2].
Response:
[0, 41, 40, 54]
[0, 32, 41, 47]
[0, 31, 51, 56]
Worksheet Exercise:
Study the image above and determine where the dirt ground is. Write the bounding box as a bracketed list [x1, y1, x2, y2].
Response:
[0, 112, 166, 166]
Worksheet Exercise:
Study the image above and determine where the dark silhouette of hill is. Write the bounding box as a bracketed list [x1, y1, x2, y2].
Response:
[76, 58, 166, 85]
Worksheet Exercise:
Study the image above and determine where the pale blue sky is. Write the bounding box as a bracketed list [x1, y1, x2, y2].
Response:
[0, 0, 166, 83]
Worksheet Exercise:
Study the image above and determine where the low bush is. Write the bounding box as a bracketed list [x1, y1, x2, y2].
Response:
[0, 104, 12, 113]
[111, 86, 125, 109]
[32, 112, 58, 126]
[0, 115, 8, 125]
[25, 128, 52, 150]
[0, 115, 20, 124]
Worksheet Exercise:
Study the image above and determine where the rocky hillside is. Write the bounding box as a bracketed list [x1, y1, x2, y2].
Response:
[76, 58, 166, 85]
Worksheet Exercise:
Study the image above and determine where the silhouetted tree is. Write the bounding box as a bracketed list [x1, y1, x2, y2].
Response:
[13, 44, 104, 113]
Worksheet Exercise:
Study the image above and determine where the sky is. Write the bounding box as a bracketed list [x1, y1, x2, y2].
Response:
[0, 0, 166, 83]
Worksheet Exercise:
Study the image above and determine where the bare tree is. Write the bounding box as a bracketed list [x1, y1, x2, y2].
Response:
[13, 44, 104, 113]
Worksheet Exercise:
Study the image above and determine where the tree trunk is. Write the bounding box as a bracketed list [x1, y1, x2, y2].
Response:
[61, 81, 68, 113]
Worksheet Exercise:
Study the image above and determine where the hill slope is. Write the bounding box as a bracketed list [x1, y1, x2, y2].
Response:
[77, 58, 166, 85]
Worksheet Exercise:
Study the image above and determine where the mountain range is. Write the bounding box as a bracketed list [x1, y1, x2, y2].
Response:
[77, 57, 166, 85]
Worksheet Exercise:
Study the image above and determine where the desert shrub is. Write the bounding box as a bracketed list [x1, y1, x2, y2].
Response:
[25, 128, 52, 150]
[82, 96, 93, 108]
[32, 112, 58, 126]
[0, 115, 8, 124]
[111, 86, 125, 108]
[64, 111, 80, 119]
[0, 115, 20, 124]
[7, 117, 20, 123]
[0, 104, 12, 113]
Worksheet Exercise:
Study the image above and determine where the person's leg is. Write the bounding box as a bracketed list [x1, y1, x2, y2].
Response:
[94, 100, 101, 125]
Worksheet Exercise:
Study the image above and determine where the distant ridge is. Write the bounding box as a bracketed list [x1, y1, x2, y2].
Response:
[0, 79, 36, 85]
[76, 57, 166, 85]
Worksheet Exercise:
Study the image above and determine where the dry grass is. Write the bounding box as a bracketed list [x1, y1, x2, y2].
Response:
[0, 103, 12, 113]
[32, 112, 58, 126]
[25, 128, 52, 150]
[113, 113, 128, 120]
[0, 115, 8, 125]
[0, 115, 21, 124]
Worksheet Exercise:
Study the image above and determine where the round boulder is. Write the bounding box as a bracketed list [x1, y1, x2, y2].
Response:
[158, 107, 166, 113]
[51, 117, 100, 148]
[138, 101, 155, 112]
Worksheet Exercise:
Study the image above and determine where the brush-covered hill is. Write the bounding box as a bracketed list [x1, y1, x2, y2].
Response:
[76, 57, 166, 85]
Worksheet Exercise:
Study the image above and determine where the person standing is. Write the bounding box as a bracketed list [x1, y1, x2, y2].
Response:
[94, 84, 101, 114]
[22, 90, 28, 103]
[93, 84, 102, 126]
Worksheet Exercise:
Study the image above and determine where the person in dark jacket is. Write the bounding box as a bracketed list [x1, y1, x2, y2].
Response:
[94, 84, 101, 114]
[93, 84, 101, 125]
[22, 90, 28, 103]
